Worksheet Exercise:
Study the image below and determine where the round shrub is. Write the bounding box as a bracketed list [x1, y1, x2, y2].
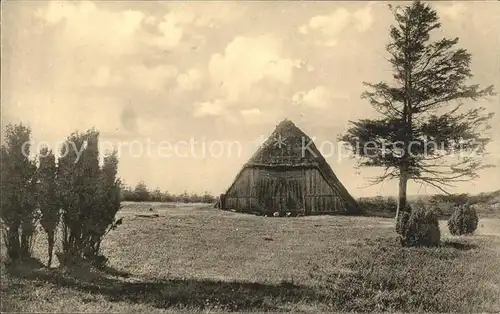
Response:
[396, 204, 441, 247]
[447, 204, 478, 235]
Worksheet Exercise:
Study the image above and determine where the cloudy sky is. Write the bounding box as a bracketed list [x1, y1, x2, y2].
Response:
[2, 1, 499, 197]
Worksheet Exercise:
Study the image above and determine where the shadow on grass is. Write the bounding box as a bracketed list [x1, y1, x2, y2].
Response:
[359, 235, 480, 251]
[100, 265, 132, 278]
[6, 263, 326, 311]
[441, 240, 478, 251]
[4, 236, 484, 313]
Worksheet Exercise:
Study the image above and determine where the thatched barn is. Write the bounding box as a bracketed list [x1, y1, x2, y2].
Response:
[219, 119, 360, 216]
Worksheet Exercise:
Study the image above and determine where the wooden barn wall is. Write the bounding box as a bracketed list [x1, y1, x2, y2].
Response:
[224, 167, 347, 214]
[303, 168, 346, 214]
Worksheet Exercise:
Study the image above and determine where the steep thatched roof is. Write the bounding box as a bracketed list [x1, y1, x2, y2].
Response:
[242, 119, 359, 211]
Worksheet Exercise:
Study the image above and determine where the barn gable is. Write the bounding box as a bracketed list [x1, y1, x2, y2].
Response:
[220, 119, 360, 215]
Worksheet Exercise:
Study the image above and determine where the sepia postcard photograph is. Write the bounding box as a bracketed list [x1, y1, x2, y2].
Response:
[1, 0, 499, 312]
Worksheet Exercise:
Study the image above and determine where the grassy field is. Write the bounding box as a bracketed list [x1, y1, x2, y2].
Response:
[2, 202, 500, 312]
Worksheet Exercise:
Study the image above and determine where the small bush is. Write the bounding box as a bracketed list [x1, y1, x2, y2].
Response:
[397, 204, 440, 247]
[448, 204, 478, 235]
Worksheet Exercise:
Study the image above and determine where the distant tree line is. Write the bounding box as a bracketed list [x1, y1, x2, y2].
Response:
[1, 123, 121, 268]
[357, 190, 500, 218]
[121, 182, 216, 204]
[429, 191, 500, 206]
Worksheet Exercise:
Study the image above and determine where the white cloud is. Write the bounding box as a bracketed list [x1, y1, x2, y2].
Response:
[35, 2, 196, 94]
[144, 15, 157, 25]
[323, 40, 338, 47]
[167, 2, 246, 28]
[177, 68, 203, 91]
[196, 34, 301, 119]
[155, 18, 184, 49]
[353, 5, 374, 32]
[194, 100, 225, 117]
[308, 8, 351, 36]
[241, 108, 261, 116]
[299, 4, 374, 46]
[298, 25, 309, 35]
[35, 1, 218, 54]
[54, 59, 178, 92]
[32, 1, 255, 98]
[208, 34, 298, 102]
[36, 1, 146, 54]
[241, 108, 270, 124]
[151, 10, 198, 49]
[292, 86, 348, 109]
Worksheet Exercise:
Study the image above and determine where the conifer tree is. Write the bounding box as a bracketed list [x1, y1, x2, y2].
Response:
[38, 147, 59, 267]
[340, 1, 495, 220]
[0, 124, 38, 261]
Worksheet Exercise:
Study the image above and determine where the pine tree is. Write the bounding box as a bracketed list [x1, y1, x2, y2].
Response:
[340, 1, 495, 221]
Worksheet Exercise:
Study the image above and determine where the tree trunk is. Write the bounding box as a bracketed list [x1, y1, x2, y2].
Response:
[47, 232, 55, 268]
[6, 226, 21, 262]
[20, 234, 28, 258]
[95, 237, 102, 255]
[395, 167, 409, 221]
[20, 227, 33, 259]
